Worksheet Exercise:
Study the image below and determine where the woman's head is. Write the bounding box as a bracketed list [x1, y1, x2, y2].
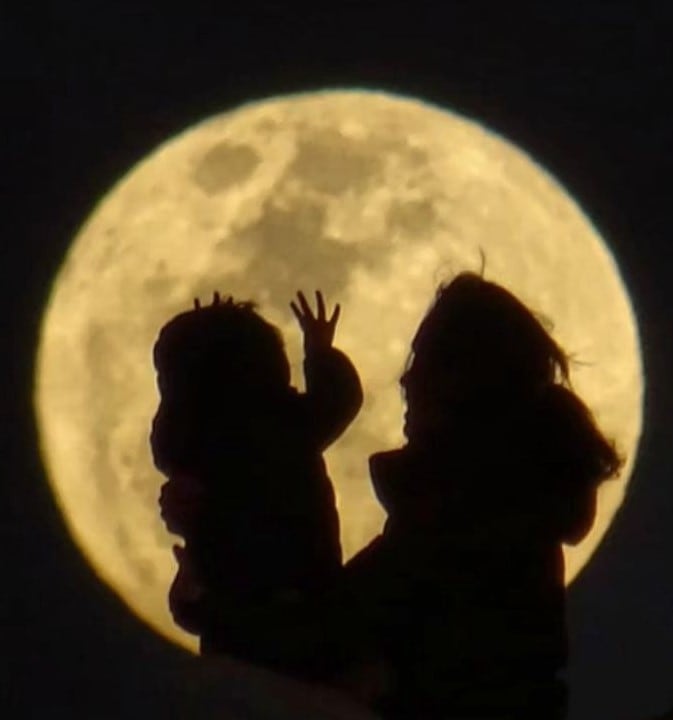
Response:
[399, 272, 621, 538]
[401, 273, 569, 436]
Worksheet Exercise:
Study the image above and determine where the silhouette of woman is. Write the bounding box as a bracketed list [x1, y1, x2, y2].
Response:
[151, 290, 362, 679]
[341, 272, 622, 719]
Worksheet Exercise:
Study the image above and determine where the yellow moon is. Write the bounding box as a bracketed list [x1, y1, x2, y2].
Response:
[35, 90, 642, 651]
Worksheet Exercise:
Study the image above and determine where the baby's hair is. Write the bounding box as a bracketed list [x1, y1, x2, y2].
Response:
[193, 290, 232, 310]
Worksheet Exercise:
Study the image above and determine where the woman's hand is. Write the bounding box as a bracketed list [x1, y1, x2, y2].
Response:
[290, 290, 340, 353]
[159, 474, 205, 536]
[168, 544, 205, 634]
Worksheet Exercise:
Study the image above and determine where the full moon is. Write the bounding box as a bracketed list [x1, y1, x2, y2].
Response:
[35, 90, 642, 651]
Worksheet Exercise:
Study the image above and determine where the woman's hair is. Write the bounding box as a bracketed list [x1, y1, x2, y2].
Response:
[406, 272, 622, 491]
[538, 383, 622, 488]
[409, 272, 569, 393]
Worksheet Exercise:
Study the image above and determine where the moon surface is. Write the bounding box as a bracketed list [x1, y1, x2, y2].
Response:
[35, 90, 642, 651]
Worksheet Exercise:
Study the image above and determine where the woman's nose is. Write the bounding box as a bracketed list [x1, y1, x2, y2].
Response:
[400, 370, 410, 389]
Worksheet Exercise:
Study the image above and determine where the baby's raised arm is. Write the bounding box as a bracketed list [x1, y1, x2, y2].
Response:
[290, 290, 363, 450]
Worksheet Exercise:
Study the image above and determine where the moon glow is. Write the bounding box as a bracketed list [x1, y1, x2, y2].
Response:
[35, 90, 642, 651]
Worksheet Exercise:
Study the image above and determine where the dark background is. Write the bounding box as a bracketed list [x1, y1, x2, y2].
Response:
[3, 3, 672, 718]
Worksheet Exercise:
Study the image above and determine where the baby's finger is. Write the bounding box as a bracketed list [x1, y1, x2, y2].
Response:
[296, 290, 313, 318]
[290, 301, 303, 325]
[297, 290, 313, 325]
[328, 303, 341, 328]
[316, 290, 326, 321]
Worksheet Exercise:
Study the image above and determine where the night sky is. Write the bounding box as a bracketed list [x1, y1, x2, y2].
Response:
[3, 4, 672, 719]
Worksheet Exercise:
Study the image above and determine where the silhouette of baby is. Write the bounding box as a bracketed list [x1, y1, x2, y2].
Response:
[150, 290, 362, 677]
[342, 272, 622, 719]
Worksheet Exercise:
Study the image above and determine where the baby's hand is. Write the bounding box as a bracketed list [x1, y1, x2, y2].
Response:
[290, 290, 340, 353]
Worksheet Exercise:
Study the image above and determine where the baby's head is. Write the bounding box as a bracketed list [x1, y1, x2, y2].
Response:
[153, 293, 290, 402]
[151, 294, 291, 477]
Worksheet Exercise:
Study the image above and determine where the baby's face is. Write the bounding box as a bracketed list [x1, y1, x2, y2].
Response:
[149, 391, 198, 480]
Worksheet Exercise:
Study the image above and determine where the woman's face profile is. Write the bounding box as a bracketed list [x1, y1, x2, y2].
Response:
[400, 348, 460, 440]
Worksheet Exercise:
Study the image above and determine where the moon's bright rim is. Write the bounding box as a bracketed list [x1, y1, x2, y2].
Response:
[35, 89, 642, 651]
